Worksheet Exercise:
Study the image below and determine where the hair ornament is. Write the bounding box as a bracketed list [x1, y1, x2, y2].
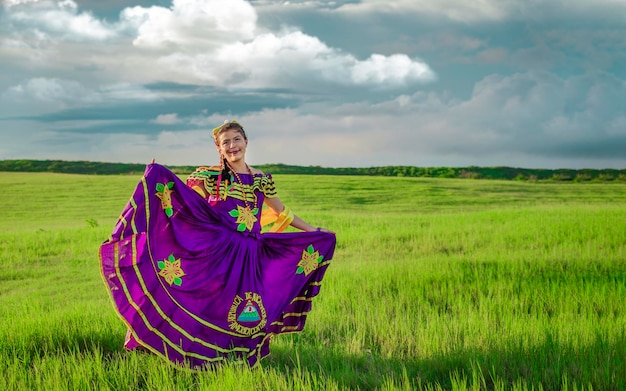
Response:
[212, 119, 239, 139]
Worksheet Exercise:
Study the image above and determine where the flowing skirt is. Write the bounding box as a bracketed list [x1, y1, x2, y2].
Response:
[99, 164, 335, 367]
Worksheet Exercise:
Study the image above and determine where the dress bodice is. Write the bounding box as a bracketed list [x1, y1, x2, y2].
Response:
[186, 167, 277, 234]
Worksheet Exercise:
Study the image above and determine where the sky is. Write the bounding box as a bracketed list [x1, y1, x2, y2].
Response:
[1, 0, 625, 169]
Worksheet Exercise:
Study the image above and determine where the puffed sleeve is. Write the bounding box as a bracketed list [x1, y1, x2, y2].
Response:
[260, 174, 278, 198]
[186, 166, 219, 198]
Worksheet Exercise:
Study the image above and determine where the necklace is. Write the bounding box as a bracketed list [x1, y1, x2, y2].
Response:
[226, 162, 256, 208]
[225, 161, 258, 232]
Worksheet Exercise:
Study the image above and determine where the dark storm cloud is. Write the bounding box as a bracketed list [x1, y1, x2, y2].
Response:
[537, 139, 626, 159]
[8, 90, 297, 131]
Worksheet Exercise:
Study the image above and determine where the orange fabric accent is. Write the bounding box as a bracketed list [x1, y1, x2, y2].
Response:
[191, 185, 207, 198]
[260, 208, 277, 226]
[261, 205, 294, 233]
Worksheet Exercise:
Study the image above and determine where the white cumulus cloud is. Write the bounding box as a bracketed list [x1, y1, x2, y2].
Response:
[152, 113, 182, 125]
[159, 29, 434, 88]
[4, 0, 116, 41]
[120, 0, 257, 49]
[119, 0, 435, 88]
[351, 54, 434, 85]
[1, 0, 435, 90]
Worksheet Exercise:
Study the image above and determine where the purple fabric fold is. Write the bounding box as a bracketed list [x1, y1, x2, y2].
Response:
[100, 163, 335, 368]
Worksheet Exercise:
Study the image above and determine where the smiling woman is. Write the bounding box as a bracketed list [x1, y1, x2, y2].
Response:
[100, 120, 336, 368]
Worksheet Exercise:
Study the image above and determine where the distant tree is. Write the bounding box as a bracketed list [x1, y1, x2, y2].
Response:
[1, 159, 625, 182]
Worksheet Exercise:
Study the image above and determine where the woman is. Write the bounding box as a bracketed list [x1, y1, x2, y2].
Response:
[100, 120, 336, 368]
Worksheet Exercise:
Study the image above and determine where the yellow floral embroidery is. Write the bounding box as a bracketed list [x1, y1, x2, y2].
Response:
[229, 205, 259, 232]
[296, 245, 324, 276]
[158, 254, 186, 286]
[155, 182, 175, 217]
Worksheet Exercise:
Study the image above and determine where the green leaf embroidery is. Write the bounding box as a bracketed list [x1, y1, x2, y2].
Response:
[165, 208, 173, 217]
[317, 255, 324, 263]
[237, 224, 246, 232]
[307, 244, 314, 254]
[229, 209, 240, 217]
[168, 254, 176, 262]
[173, 277, 182, 286]
[158, 261, 165, 269]
[296, 267, 304, 274]
[252, 208, 259, 215]
[167, 181, 174, 189]
[156, 183, 165, 192]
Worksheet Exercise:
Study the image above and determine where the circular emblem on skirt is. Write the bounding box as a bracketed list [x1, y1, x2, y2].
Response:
[228, 292, 267, 335]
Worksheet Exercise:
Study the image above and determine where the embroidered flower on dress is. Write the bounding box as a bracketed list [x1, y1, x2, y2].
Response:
[155, 182, 175, 217]
[158, 253, 186, 286]
[229, 205, 259, 232]
[296, 245, 324, 276]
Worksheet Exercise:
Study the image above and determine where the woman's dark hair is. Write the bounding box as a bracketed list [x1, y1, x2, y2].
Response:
[219, 155, 231, 183]
[213, 121, 247, 143]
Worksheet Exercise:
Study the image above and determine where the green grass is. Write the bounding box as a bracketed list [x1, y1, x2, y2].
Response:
[1, 171, 625, 390]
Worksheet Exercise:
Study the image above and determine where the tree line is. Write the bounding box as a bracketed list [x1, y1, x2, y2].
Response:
[1, 159, 625, 182]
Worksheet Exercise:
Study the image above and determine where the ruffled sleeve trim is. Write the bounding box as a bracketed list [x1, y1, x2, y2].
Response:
[186, 166, 220, 198]
[259, 174, 277, 198]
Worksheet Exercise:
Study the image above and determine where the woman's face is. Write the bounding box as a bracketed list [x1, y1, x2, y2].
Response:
[216, 128, 248, 165]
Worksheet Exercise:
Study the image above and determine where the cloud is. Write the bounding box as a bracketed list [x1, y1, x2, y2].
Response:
[4, 77, 98, 103]
[0, 78, 175, 122]
[152, 113, 182, 125]
[159, 30, 435, 88]
[120, 0, 435, 88]
[120, 0, 257, 48]
[254, 0, 538, 22]
[1, 0, 435, 90]
[7, 69, 624, 168]
[3, 78, 165, 105]
[3, 0, 40, 6]
[4, 68, 625, 169]
[351, 54, 433, 85]
[371, 71, 626, 161]
[475, 48, 509, 64]
[192, 70, 620, 167]
[99, 83, 162, 101]
[118, 70, 626, 167]
[337, 0, 511, 22]
[3, 1, 624, 170]
[328, 0, 626, 23]
[3, 0, 116, 41]
[175, 68, 626, 167]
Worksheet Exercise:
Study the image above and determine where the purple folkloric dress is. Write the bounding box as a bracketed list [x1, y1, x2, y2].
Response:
[99, 163, 336, 368]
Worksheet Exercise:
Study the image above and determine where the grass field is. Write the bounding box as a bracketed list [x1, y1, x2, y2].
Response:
[1, 170, 625, 390]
